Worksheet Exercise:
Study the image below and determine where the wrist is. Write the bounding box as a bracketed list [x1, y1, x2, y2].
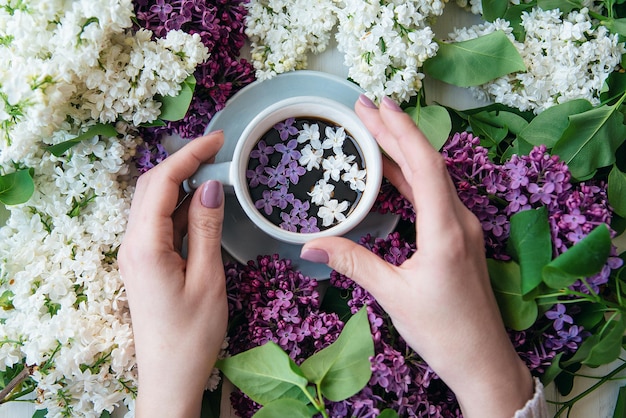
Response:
[449, 354, 533, 418]
[135, 383, 204, 418]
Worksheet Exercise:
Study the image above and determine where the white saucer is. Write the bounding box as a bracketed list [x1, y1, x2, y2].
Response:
[205, 70, 399, 278]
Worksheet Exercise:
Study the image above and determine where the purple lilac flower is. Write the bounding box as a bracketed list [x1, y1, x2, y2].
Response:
[250, 140, 275, 165]
[279, 212, 300, 232]
[371, 180, 416, 222]
[254, 190, 274, 216]
[545, 304, 573, 331]
[269, 185, 294, 210]
[134, 0, 255, 169]
[264, 164, 287, 188]
[283, 160, 306, 183]
[300, 217, 320, 233]
[246, 165, 268, 188]
[225, 255, 344, 418]
[274, 117, 299, 140]
[438, 131, 624, 378]
[328, 233, 461, 417]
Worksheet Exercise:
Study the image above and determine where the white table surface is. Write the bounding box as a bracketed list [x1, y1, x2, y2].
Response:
[2, 4, 625, 417]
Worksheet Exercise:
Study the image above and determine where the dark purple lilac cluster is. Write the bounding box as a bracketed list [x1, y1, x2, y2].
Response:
[132, 0, 255, 173]
[329, 233, 461, 418]
[371, 180, 416, 223]
[224, 255, 345, 417]
[442, 132, 621, 293]
[441, 131, 623, 376]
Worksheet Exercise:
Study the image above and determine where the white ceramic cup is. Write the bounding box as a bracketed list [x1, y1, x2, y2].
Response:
[183, 95, 382, 244]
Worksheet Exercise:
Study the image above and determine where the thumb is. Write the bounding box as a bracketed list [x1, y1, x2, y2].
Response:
[301, 236, 396, 297]
[186, 180, 225, 279]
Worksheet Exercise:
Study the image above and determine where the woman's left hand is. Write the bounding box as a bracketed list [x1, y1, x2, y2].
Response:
[118, 131, 227, 418]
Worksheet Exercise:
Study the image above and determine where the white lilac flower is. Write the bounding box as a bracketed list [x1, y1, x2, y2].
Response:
[308, 179, 335, 205]
[244, 0, 339, 80]
[317, 199, 350, 226]
[297, 123, 321, 147]
[342, 163, 367, 192]
[299, 144, 324, 171]
[0, 1, 210, 415]
[322, 126, 346, 153]
[448, 7, 625, 113]
[334, 0, 441, 103]
[322, 155, 348, 182]
[0, 1, 208, 165]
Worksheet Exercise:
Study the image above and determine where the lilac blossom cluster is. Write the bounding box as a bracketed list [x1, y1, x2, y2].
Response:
[133, 0, 255, 173]
[224, 255, 345, 417]
[441, 131, 623, 375]
[329, 233, 461, 417]
[248, 118, 367, 233]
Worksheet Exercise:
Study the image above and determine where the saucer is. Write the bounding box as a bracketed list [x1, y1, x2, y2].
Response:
[205, 70, 399, 278]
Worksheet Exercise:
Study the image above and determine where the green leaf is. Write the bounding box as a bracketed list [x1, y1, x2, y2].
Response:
[0, 168, 34, 205]
[541, 352, 564, 387]
[487, 259, 539, 330]
[300, 307, 373, 402]
[158, 74, 196, 121]
[537, 0, 583, 14]
[200, 382, 222, 418]
[584, 316, 626, 367]
[517, 99, 593, 148]
[405, 104, 451, 151]
[423, 31, 525, 87]
[252, 398, 313, 418]
[32, 410, 47, 418]
[481, 0, 510, 21]
[609, 165, 626, 218]
[613, 385, 626, 418]
[507, 208, 552, 295]
[542, 224, 612, 289]
[552, 102, 626, 180]
[46, 123, 118, 157]
[469, 109, 528, 148]
[216, 342, 309, 406]
[602, 17, 626, 38]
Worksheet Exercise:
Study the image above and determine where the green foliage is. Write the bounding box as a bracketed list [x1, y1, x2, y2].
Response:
[46, 123, 118, 157]
[487, 258, 539, 330]
[552, 97, 626, 180]
[217, 308, 373, 417]
[157, 74, 197, 121]
[423, 31, 525, 87]
[300, 308, 373, 401]
[542, 225, 612, 289]
[0, 168, 33, 205]
[507, 207, 552, 295]
[405, 103, 451, 151]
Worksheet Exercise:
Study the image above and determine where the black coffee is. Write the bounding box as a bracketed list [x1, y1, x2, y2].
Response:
[246, 117, 366, 233]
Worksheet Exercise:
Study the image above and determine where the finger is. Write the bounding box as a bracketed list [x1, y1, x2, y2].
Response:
[382, 156, 414, 206]
[377, 98, 461, 229]
[355, 96, 408, 170]
[136, 131, 225, 221]
[300, 237, 400, 305]
[185, 180, 225, 288]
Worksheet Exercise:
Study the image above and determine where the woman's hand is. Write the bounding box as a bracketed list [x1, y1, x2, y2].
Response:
[118, 131, 227, 418]
[300, 96, 533, 418]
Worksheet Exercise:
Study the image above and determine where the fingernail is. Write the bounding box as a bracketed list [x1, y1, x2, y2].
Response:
[201, 180, 223, 208]
[358, 94, 378, 109]
[382, 97, 403, 112]
[300, 248, 329, 264]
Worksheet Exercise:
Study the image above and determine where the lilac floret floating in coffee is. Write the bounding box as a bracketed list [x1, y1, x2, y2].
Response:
[247, 117, 367, 233]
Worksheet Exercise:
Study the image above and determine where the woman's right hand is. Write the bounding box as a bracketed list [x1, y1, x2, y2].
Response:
[300, 95, 534, 418]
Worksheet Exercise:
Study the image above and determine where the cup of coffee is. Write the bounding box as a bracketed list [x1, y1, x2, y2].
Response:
[184, 96, 382, 244]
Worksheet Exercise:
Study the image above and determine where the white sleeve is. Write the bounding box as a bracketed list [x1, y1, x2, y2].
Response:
[513, 378, 550, 418]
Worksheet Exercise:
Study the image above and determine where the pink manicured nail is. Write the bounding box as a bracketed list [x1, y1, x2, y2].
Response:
[382, 96, 403, 112]
[300, 248, 330, 264]
[201, 180, 223, 208]
[358, 94, 378, 109]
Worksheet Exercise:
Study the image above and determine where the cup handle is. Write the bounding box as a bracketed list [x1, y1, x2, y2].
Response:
[183, 162, 233, 192]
